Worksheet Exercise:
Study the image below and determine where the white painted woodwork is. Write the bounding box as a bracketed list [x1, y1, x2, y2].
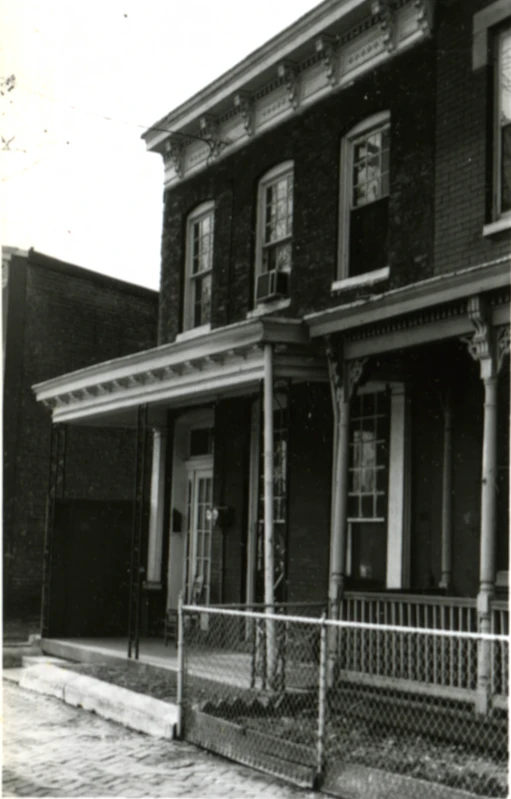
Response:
[386, 383, 411, 589]
[146, 428, 167, 585]
[440, 391, 453, 590]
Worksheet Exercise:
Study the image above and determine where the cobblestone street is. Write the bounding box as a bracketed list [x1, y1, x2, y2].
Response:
[2, 681, 317, 798]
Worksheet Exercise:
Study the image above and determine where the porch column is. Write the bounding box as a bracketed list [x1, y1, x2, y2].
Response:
[42, 422, 67, 638]
[263, 343, 277, 687]
[439, 388, 453, 591]
[146, 428, 167, 586]
[326, 339, 366, 684]
[463, 297, 509, 714]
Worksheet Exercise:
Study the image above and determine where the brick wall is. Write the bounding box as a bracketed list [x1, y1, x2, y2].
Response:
[434, 0, 511, 274]
[211, 397, 252, 605]
[286, 383, 332, 604]
[3, 251, 158, 621]
[158, 41, 436, 344]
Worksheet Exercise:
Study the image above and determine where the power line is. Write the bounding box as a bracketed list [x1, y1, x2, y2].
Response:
[16, 81, 223, 148]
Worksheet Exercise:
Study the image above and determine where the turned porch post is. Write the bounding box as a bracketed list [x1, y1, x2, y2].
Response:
[263, 343, 277, 687]
[325, 339, 366, 683]
[439, 388, 453, 591]
[146, 428, 167, 586]
[463, 297, 509, 714]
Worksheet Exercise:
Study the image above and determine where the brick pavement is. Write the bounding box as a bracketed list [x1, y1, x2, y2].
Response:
[2, 681, 318, 798]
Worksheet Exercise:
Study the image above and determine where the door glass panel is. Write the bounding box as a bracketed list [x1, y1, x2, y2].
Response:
[186, 471, 213, 604]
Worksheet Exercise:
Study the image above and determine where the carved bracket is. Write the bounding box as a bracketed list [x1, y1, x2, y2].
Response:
[414, 0, 433, 34]
[315, 35, 338, 87]
[462, 297, 509, 379]
[164, 136, 187, 178]
[234, 92, 254, 137]
[497, 325, 510, 373]
[277, 62, 300, 110]
[379, 0, 395, 53]
[325, 336, 343, 409]
[348, 358, 368, 399]
[200, 115, 230, 160]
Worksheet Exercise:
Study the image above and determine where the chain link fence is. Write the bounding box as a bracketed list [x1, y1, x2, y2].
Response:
[177, 603, 509, 798]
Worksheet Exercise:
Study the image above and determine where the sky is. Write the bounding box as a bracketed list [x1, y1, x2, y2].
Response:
[1, 0, 320, 290]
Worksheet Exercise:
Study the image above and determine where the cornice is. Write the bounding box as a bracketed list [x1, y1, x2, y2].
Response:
[145, 0, 436, 188]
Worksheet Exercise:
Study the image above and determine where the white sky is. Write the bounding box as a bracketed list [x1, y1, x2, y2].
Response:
[1, 0, 319, 289]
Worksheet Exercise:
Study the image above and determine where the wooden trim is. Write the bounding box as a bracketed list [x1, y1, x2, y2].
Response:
[307, 259, 511, 337]
[386, 383, 410, 589]
[472, 0, 511, 69]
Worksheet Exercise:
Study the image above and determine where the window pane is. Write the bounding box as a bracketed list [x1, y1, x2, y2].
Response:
[500, 31, 511, 122]
[502, 124, 511, 213]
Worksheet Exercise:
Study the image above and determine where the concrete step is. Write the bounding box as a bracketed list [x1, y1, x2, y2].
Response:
[3, 644, 42, 669]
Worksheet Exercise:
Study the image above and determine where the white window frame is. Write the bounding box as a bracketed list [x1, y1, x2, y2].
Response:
[254, 161, 294, 305]
[335, 111, 391, 292]
[184, 201, 214, 333]
[345, 381, 410, 590]
[493, 26, 511, 223]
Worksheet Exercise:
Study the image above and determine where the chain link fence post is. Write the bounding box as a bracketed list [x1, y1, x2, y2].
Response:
[316, 612, 328, 785]
[176, 591, 184, 739]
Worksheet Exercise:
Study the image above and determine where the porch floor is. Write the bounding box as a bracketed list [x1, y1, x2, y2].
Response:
[40, 637, 258, 688]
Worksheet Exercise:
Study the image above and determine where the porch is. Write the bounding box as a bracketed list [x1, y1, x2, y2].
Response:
[41, 590, 509, 712]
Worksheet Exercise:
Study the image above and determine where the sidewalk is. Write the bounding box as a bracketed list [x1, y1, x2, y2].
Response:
[3, 680, 316, 798]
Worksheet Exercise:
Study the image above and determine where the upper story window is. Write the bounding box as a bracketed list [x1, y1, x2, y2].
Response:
[255, 162, 293, 306]
[336, 112, 390, 291]
[184, 202, 214, 332]
[495, 26, 511, 219]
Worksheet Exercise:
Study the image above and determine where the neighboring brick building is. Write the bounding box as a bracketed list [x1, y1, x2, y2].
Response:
[3, 247, 158, 623]
[34, 0, 509, 715]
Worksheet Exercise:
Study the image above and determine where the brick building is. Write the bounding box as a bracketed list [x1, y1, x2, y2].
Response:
[3, 248, 158, 624]
[34, 0, 509, 713]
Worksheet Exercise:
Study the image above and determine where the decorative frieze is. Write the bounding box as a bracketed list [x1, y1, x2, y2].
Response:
[147, 2, 434, 186]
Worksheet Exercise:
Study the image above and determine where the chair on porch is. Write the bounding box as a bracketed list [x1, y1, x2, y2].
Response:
[164, 576, 205, 646]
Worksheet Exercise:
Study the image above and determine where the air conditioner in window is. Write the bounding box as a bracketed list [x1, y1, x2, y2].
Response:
[256, 270, 289, 304]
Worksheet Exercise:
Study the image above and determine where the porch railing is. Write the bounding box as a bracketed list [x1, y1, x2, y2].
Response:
[338, 592, 508, 703]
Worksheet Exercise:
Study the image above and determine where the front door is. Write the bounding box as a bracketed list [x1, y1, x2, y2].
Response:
[185, 466, 213, 604]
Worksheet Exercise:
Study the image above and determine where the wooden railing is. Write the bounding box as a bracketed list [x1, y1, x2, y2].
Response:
[491, 600, 509, 701]
[338, 592, 508, 703]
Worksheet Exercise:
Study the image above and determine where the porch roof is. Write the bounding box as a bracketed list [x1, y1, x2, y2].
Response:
[305, 258, 511, 339]
[32, 317, 327, 427]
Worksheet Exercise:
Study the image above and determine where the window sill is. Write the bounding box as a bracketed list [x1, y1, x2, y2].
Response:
[247, 297, 291, 319]
[482, 217, 511, 237]
[175, 324, 211, 343]
[331, 266, 390, 294]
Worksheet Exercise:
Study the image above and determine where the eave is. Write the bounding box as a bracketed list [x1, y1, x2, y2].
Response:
[305, 258, 511, 338]
[143, 0, 435, 188]
[32, 317, 327, 427]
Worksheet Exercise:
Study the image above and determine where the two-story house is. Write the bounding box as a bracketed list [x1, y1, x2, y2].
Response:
[33, 0, 509, 712]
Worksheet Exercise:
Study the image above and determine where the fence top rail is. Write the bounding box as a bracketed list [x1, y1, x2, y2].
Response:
[343, 591, 478, 609]
[204, 601, 329, 610]
[182, 604, 509, 642]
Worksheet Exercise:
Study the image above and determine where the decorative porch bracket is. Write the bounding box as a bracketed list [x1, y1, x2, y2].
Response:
[41, 422, 67, 638]
[461, 295, 510, 714]
[128, 404, 149, 660]
[326, 336, 367, 685]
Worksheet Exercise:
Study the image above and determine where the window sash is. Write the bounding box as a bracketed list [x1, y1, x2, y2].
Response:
[186, 207, 214, 330]
[258, 167, 294, 279]
[497, 28, 511, 215]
